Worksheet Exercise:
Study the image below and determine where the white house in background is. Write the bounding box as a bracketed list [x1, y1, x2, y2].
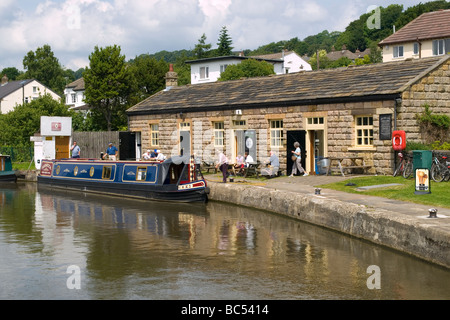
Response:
[378, 9, 450, 62]
[0, 76, 61, 114]
[64, 77, 89, 111]
[186, 51, 311, 85]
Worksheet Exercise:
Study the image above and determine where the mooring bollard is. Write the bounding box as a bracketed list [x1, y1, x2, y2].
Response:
[315, 188, 321, 195]
[428, 208, 437, 218]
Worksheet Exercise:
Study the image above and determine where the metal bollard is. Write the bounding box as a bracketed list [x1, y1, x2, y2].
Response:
[428, 208, 438, 218]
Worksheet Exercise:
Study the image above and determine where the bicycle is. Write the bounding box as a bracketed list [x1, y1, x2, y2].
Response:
[393, 151, 413, 178]
[431, 152, 450, 182]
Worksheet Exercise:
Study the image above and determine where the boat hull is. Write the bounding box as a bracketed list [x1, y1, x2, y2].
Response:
[0, 172, 17, 183]
[37, 157, 209, 203]
[37, 176, 209, 202]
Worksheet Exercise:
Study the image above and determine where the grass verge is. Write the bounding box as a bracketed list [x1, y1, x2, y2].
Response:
[318, 175, 450, 209]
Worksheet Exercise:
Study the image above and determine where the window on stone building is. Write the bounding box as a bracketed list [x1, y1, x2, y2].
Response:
[355, 116, 373, 147]
[233, 120, 246, 127]
[150, 124, 159, 146]
[270, 120, 284, 147]
[213, 122, 224, 147]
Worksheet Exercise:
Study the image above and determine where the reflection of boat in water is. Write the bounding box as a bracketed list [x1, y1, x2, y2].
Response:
[37, 155, 209, 203]
[0, 155, 17, 183]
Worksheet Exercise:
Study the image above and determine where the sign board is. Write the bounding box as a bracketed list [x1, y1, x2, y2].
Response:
[414, 168, 431, 195]
[40, 116, 72, 136]
[379, 114, 392, 140]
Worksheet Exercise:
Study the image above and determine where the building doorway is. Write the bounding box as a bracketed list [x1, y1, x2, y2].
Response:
[286, 130, 306, 175]
[55, 136, 70, 159]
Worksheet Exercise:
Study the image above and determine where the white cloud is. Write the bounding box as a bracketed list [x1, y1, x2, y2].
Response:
[0, 0, 429, 71]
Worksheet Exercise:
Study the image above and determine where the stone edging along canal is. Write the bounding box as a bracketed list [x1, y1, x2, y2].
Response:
[207, 181, 450, 270]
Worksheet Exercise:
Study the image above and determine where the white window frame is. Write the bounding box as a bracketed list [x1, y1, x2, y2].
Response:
[220, 64, 228, 74]
[413, 42, 419, 55]
[270, 120, 284, 147]
[200, 66, 209, 79]
[355, 116, 374, 147]
[393, 45, 404, 58]
[71, 93, 76, 104]
[432, 39, 445, 56]
[213, 122, 224, 147]
[150, 124, 159, 146]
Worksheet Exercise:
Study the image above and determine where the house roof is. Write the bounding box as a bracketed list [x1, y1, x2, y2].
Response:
[186, 55, 282, 64]
[65, 77, 85, 91]
[250, 51, 296, 60]
[0, 79, 34, 99]
[327, 48, 371, 61]
[127, 55, 449, 116]
[379, 9, 450, 46]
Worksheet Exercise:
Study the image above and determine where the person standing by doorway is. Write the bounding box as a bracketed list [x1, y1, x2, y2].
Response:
[70, 141, 81, 159]
[290, 141, 308, 177]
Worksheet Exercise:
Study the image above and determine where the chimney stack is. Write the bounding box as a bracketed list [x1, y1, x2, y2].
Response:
[165, 64, 178, 89]
[1, 74, 8, 86]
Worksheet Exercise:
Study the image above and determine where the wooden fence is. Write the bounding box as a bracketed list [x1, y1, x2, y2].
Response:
[73, 131, 120, 159]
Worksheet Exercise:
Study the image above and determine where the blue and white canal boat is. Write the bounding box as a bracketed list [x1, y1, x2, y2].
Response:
[37, 155, 209, 202]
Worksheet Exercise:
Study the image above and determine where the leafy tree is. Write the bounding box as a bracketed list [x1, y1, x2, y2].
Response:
[218, 59, 275, 81]
[21, 44, 67, 95]
[83, 45, 132, 131]
[1, 67, 23, 81]
[0, 94, 73, 148]
[309, 50, 332, 70]
[193, 33, 212, 59]
[216, 26, 233, 56]
[174, 53, 192, 86]
[128, 54, 168, 104]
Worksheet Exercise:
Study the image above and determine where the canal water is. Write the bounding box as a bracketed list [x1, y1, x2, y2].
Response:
[0, 183, 449, 300]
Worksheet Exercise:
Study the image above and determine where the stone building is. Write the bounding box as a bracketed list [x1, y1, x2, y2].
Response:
[126, 55, 450, 175]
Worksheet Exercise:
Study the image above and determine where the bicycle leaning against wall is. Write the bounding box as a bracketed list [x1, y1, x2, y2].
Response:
[393, 151, 413, 178]
[431, 152, 450, 182]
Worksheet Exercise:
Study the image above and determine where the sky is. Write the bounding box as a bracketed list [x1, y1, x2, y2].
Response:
[0, 0, 428, 72]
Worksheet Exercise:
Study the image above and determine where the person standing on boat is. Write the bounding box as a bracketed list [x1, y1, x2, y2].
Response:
[104, 142, 118, 161]
[215, 150, 229, 183]
[70, 141, 81, 159]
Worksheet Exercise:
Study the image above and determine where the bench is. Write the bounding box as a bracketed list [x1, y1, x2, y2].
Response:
[243, 162, 261, 178]
[201, 161, 217, 174]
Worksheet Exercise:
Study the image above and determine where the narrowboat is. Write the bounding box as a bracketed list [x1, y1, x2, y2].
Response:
[37, 155, 209, 203]
[0, 155, 17, 183]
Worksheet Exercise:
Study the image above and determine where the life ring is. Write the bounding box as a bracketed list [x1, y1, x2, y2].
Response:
[392, 130, 406, 151]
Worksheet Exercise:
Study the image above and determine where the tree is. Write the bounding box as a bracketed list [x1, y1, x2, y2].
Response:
[21, 44, 67, 95]
[83, 45, 132, 131]
[216, 26, 233, 56]
[0, 94, 73, 148]
[1, 67, 23, 81]
[193, 33, 212, 59]
[218, 59, 275, 81]
[128, 54, 168, 104]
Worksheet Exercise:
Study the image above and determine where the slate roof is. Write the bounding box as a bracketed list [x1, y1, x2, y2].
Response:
[65, 77, 85, 91]
[379, 9, 450, 46]
[0, 79, 34, 99]
[127, 56, 449, 116]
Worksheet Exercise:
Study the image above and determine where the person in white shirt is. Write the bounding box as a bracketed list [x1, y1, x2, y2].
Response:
[155, 150, 166, 161]
[244, 152, 254, 167]
[143, 150, 151, 160]
[215, 150, 229, 183]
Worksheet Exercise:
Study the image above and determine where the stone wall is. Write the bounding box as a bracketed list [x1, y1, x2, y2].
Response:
[400, 59, 450, 143]
[128, 60, 450, 174]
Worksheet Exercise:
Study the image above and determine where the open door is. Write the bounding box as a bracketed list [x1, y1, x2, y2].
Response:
[286, 130, 306, 175]
[119, 131, 137, 160]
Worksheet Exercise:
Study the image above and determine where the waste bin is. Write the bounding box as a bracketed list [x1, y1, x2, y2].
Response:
[318, 158, 330, 175]
[413, 150, 432, 171]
